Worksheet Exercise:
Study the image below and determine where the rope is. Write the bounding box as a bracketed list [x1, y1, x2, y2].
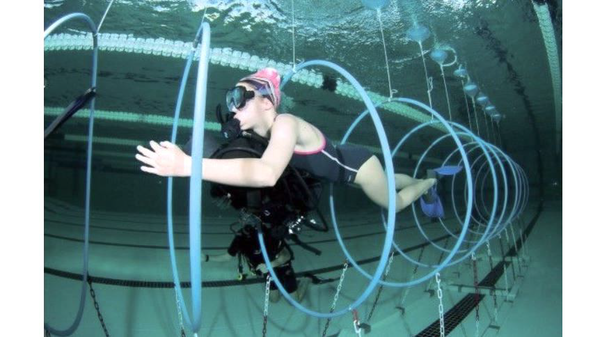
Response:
[461, 80, 473, 130]
[471, 97, 480, 136]
[336, 99, 477, 285]
[440, 65, 452, 120]
[96, 0, 116, 34]
[490, 117, 497, 144]
[419, 42, 433, 109]
[377, 9, 394, 100]
[273, 60, 401, 317]
[165, 19, 211, 333]
[43, 13, 98, 336]
[483, 112, 490, 140]
[292, 0, 296, 71]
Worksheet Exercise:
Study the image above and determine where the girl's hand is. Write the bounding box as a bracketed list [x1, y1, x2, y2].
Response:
[135, 140, 191, 177]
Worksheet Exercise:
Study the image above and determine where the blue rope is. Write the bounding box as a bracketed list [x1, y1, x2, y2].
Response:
[260, 60, 397, 318]
[332, 98, 474, 287]
[464, 147, 523, 236]
[442, 142, 506, 243]
[165, 21, 211, 333]
[44, 13, 98, 337]
[419, 140, 490, 249]
[476, 145, 522, 233]
[448, 144, 509, 239]
[166, 38, 195, 330]
[471, 152, 509, 227]
[446, 141, 503, 239]
[343, 106, 475, 269]
[409, 129, 497, 259]
[442, 125, 514, 243]
[516, 163, 530, 216]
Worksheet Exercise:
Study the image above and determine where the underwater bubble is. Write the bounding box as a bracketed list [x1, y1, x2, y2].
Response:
[430, 49, 448, 65]
[463, 81, 479, 98]
[485, 105, 497, 115]
[453, 68, 469, 78]
[476, 92, 490, 106]
[407, 24, 430, 43]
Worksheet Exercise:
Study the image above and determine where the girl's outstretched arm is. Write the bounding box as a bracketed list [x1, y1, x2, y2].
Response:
[135, 114, 299, 187]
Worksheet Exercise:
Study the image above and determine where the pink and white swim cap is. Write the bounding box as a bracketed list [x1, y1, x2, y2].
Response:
[240, 67, 281, 108]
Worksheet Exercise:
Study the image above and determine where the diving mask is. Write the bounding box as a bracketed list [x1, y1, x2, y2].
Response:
[225, 86, 257, 111]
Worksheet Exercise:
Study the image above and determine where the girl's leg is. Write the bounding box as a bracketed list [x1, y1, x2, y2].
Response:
[395, 173, 422, 189]
[354, 156, 436, 212]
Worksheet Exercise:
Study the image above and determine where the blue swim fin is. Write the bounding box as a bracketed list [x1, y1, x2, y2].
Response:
[420, 186, 445, 218]
[420, 165, 460, 218]
[434, 165, 463, 176]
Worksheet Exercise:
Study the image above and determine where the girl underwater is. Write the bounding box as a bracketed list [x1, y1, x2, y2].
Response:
[135, 67, 436, 212]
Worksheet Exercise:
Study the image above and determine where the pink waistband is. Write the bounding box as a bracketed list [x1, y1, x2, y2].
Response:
[294, 129, 326, 155]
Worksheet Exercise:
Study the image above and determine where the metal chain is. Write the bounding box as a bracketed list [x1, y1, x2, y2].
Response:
[500, 230, 517, 281]
[366, 280, 385, 322]
[438, 237, 451, 265]
[174, 287, 186, 337]
[427, 237, 450, 294]
[385, 252, 394, 276]
[322, 260, 350, 337]
[486, 241, 499, 323]
[503, 263, 510, 301]
[87, 275, 110, 337]
[367, 252, 395, 322]
[494, 304, 499, 326]
[352, 309, 363, 337]
[435, 273, 446, 337]
[509, 223, 519, 253]
[263, 275, 271, 337]
[509, 224, 523, 274]
[471, 252, 480, 336]
[401, 246, 425, 306]
[332, 260, 349, 308]
[519, 226, 527, 257]
[519, 218, 529, 256]
[497, 233, 505, 257]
